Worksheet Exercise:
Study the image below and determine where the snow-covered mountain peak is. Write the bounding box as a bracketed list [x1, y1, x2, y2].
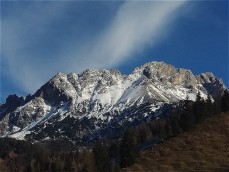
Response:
[0, 61, 227, 142]
[198, 72, 218, 83]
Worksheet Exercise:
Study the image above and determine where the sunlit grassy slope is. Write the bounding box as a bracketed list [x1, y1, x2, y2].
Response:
[123, 113, 229, 172]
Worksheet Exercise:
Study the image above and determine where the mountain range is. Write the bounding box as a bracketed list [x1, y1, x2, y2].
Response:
[0, 61, 226, 144]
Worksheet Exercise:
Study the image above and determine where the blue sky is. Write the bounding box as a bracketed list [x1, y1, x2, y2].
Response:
[1, 0, 228, 103]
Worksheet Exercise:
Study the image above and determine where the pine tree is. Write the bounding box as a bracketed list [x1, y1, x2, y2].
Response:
[213, 97, 221, 115]
[169, 110, 182, 136]
[196, 91, 202, 103]
[120, 129, 137, 168]
[149, 119, 167, 139]
[93, 141, 109, 172]
[221, 90, 229, 113]
[206, 94, 213, 116]
[180, 99, 195, 131]
[63, 153, 73, 172]
[137, 124, 153, 144]
[193, 91, 206, 123]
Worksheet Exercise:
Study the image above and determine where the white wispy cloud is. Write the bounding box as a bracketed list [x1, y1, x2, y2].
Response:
[1, 1, 187, 95]
[82, 1, 187, 67]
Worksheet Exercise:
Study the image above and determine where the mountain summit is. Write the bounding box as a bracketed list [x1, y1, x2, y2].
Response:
[0, 61, 226, 143]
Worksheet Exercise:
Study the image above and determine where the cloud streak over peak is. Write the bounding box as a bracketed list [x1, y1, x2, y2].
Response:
[89, 1, 187, 67]
[1, 1, 187, 96]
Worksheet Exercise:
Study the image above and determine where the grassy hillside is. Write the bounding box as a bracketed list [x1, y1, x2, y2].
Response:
[123, 113, 229, 172]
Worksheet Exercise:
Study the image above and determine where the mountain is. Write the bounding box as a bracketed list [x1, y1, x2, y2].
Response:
[0, 61, 226, 143]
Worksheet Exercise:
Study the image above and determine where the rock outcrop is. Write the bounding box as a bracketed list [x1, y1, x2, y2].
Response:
[0, 61, 226, 142]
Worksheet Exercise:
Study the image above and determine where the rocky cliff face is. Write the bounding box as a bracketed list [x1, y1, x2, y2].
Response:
[0, 61, 226, 142]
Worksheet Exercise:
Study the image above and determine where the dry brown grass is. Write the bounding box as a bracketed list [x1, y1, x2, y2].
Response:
[0, 158, 8, 172]
[123, 113, 229, 172]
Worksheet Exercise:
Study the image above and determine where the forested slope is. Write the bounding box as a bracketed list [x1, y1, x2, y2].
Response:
[123, 113, 229, 172]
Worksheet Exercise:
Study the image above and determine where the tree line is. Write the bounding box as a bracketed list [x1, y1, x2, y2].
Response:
[0, 90, 229, 171]
[118, 90, 229, 168]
